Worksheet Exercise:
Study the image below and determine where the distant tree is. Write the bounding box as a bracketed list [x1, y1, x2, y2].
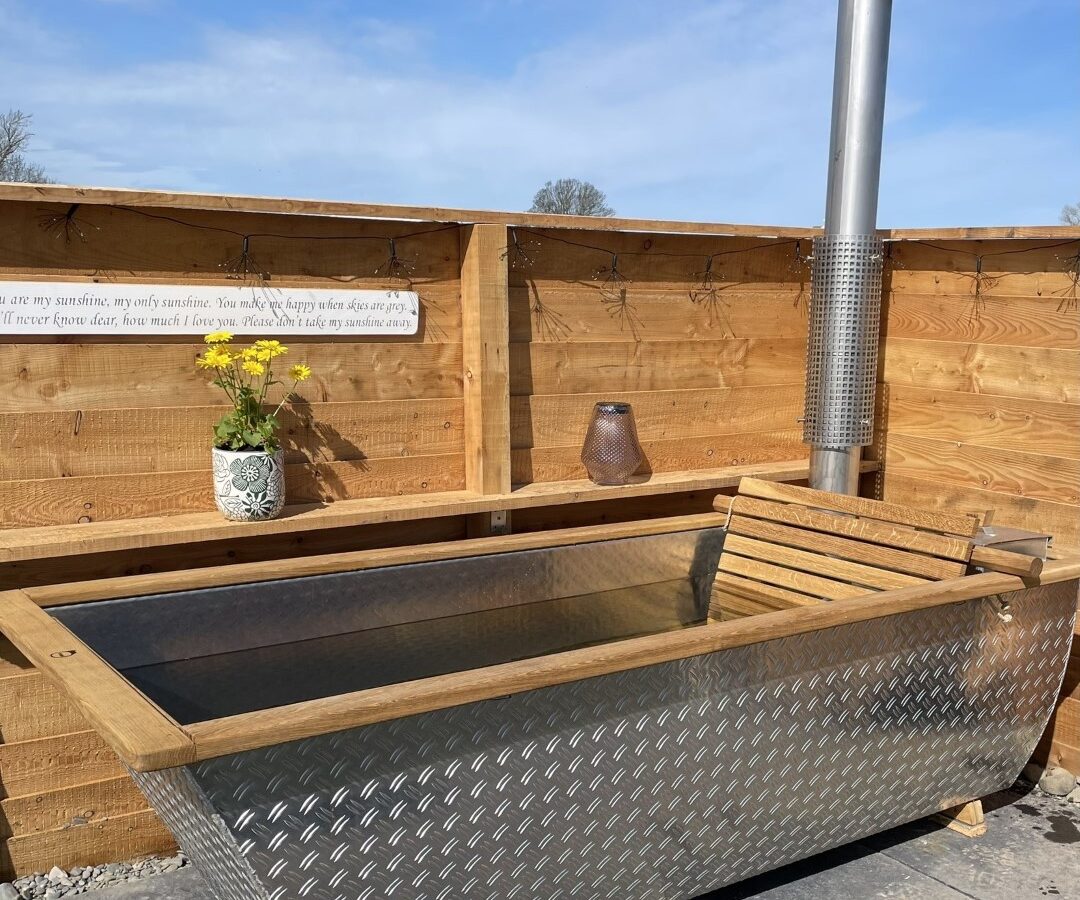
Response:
[529, 178, 614, 217]
[1062, 201, 1080, 225]
[0, 110, 52, 183]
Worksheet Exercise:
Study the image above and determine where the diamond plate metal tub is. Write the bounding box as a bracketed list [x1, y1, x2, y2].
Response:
[9, 521, 1079, 900]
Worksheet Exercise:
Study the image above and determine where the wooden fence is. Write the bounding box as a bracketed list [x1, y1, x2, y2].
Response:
[0, 184, 1076, 875]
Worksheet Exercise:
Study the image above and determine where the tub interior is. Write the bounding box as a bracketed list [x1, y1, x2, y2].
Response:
[51, 527, 725, 724]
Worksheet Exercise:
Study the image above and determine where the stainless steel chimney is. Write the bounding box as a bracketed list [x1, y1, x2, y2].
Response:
[805, 0, 892, 494]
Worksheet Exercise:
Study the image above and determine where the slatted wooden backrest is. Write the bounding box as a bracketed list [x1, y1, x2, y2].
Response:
[710, 478, 982, 621]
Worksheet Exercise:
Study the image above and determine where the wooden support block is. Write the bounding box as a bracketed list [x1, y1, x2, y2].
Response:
[932, 799, 986, 837]
[460, 223, 511, 496]
[1, 809, 175, 881]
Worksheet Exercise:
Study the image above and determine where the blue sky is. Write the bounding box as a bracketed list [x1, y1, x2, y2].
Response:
[2, 0, 1077, 226]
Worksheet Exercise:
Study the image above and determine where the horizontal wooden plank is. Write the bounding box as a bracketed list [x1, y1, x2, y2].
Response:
[0, 731, 124, 799]
[728, 515, 967, 579]
[709, 572, 823, 617]
[511, 386, 803, 449]
[0, 516, 467, 590]
[512, 431, 806, 483]
[0, 460, 878, 564]
[0, 184, 820, 239]
[0, 399, 465, 480]
[718, 554, 870, 601]
[882, 338, 1080, 403]
[738, 477, 982, 536]
[0, 198, 463, 281]
[713, 494, 973, 560]
[879, 474, 1080, 552]
[1, 808, 174, 880]
[884, 227, 1080, 240]
[885, 433, 1080, 506]
[881, 385, 1080, 460]
[723, 534, 927, 590]
[0, 672, 84, 742]
[508, 286, 808, 342]
[0, 342, 464, 412]
[0, 590, 195, 770]
[0, 454, 466, 527]
[886, 292, 1080, 350]
[969, 545, 1043, 578]
[0, 775, 150, 838]
[184, 570, 1028, 762]
[510, 339, 806, 395]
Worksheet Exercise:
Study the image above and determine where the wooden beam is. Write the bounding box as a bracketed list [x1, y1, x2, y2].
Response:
[0, 459, 880, 564]
[0, 183, 820, 238]
[460, 224, 511, 495]
[0, 591, 194, 770]
[970, 545, 1044, 578]
[182, 570, 1033, 763]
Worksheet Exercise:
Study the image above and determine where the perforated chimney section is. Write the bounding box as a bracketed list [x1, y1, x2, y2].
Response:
[802, 233, 884, 448]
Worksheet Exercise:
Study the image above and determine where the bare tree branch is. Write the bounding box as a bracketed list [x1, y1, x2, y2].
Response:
[1062, 201, 1080, 226]
[529, 178, 614, 216]
[0, 109, 52, 184]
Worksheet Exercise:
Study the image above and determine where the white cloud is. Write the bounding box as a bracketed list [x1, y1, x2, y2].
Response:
[2, 0, 1076, 226]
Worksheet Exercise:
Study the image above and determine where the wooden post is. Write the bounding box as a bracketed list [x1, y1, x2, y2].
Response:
[459, 224, 511, 535]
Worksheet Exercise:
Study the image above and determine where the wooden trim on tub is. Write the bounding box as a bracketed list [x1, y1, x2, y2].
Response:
[23, 512, 730, 607]
[0, 591, 195, 771]
[183, 568, 1055, 765]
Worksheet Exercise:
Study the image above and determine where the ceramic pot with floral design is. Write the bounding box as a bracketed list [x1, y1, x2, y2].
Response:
[212, 447, 286, 521]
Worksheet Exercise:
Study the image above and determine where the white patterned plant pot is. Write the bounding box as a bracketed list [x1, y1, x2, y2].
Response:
[211, 447, 286, 522]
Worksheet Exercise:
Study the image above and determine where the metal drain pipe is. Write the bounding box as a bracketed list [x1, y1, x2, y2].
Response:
[805, 0, 892, 494]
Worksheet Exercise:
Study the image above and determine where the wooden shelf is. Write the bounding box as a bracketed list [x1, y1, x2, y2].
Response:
[0, 460, 878, 564]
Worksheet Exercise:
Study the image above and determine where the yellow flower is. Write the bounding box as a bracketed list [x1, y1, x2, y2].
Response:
[241, 347, 260, 361]
[204, 330, 233, 345]
[242, 359, 266, 376]
[254, 339, 288, 358]
[196, 346, 234, 369]
[288, 363, 312, 382]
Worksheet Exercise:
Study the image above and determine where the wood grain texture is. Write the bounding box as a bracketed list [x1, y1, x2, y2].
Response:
[0, 460, 866, 563]
[712, 494, 973, 560]
[0, 399, 464, 480]
[1, 809, 174, 880]
[510, 339, 806, 395]
[969, 545, 1044, 578]
[183, 570, 1028, 762]
[885, 433, 1080, 506]
[0, 672, 84, 743]
[509, 287, 808, 342]
[0, 731, 124, 799]
[512, 430, 807, 483]
[0, 184, 820, 239]
[0, 591, 194, 770]
[881, 386, 1080, 460]
[0, 343, 464, 412]
[0, 453, 466, 527]
[460, 224, 511, 494]
[738, 477, 981, 536]
[726, 515, 967, 579]
[878, 475, 1080, 553]
[882, 339, 1080, 403]
[0, 775, 150, 838]
[886, 292, 1080, 350]
[717, 553, 872, 600]
[511, 386, 803, 448]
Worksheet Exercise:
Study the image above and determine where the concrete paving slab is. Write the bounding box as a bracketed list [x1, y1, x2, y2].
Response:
[69, 870, 208, 900]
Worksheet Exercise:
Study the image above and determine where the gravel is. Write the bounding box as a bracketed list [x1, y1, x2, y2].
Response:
[2, 855, 188, 899]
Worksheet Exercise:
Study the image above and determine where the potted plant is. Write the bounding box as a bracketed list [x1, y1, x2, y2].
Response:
[196, 331, 313, 521]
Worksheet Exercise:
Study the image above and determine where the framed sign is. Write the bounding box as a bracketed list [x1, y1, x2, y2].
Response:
[0, 282, 420, 335]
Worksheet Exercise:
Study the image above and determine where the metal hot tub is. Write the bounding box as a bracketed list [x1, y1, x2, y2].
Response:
[6, 518, 1078, 900]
